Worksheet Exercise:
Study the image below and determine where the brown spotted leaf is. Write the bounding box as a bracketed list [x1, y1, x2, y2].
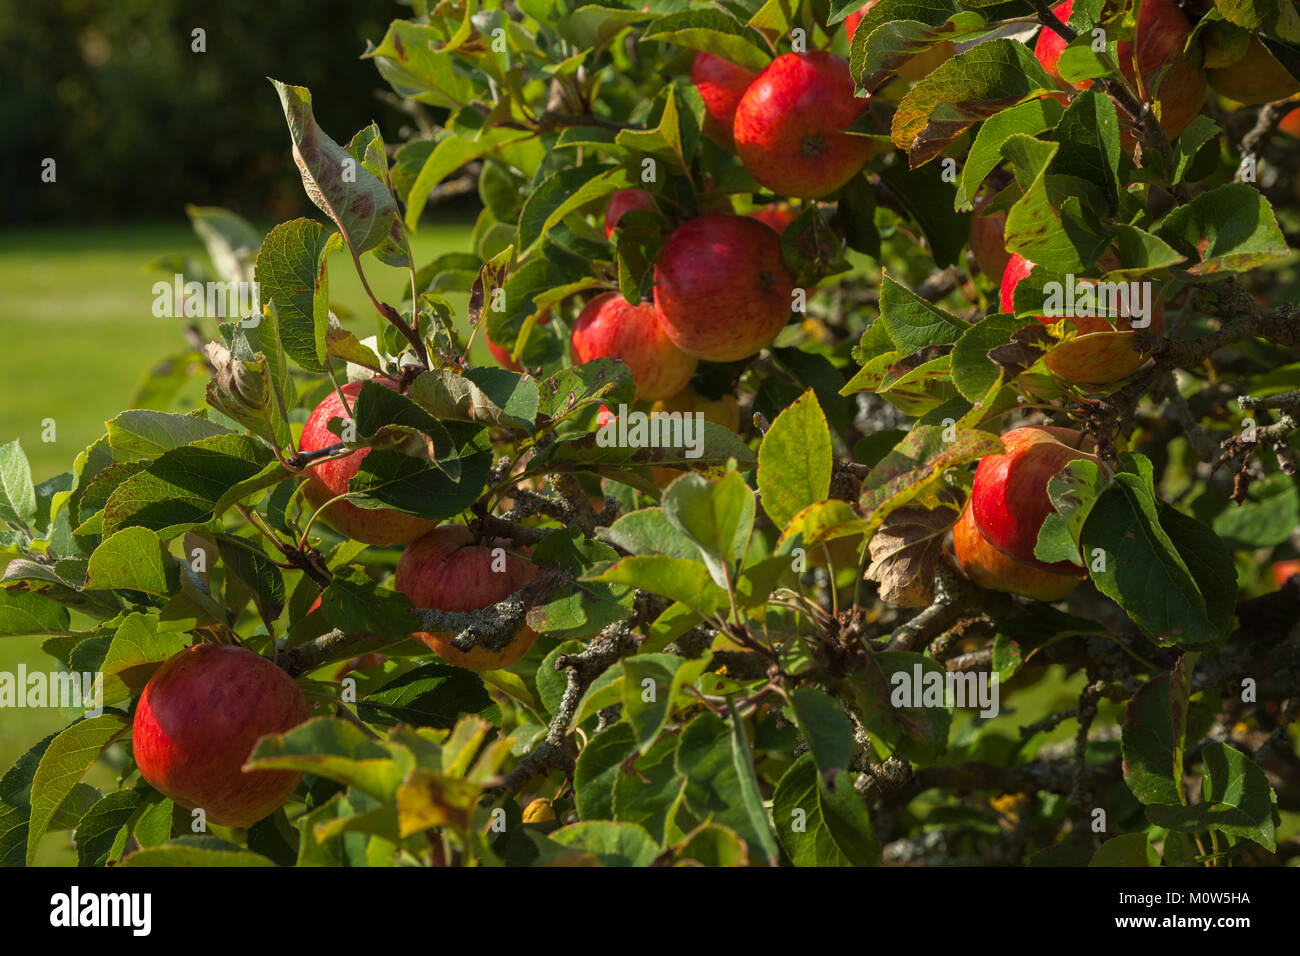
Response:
[891, 39, 1056, 167]
[865, 497, 960, 607]
[272, 79, 399, 255]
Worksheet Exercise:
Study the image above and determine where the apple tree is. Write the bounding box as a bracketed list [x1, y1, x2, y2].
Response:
[3, 0, 1300, 868]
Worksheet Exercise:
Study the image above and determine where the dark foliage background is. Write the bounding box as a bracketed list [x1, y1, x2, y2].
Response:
[0, 0, 431, 223]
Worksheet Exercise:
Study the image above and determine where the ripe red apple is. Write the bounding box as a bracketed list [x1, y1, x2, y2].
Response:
[1206, 33, 1300, 105]
[132, 644, 310, 828]
[733, 52, 875, 199]
[395, 525, 540, 672]
[952, 503, 1080, 600]
[747, 202, 799, 234]
[1032, 0, 1090, 91]
[970, 425, 1101, 575]
[571, 292, 698, 401]
[486, 309, 552, 373]
[968, 192, 1010, 280]
[1000, 253, 1166, 385]
[1271, 559, 1300, 590]
[604, 189, 658, 240]
[653, 214, 795, 362]
[1115, 0, 1208, 144]
[299, 380, 439, 546]
[1281, 107, 1300, 138]
[844, 2, 955, 82]
[691, 51, 758, 150]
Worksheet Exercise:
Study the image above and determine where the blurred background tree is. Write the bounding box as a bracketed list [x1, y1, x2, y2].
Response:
[0, 0, 474, 223]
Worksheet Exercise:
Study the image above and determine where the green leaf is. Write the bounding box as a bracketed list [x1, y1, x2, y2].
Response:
[270, 80, 399, 255]
[531, 820, 661, 866]
[891, 39, 1056, 167]
[598, 507, 703, 560]
[105, 411, 232, 460]
[74, 787, 146, 867]
[408, 366, 539, 434]
[401, 127, 533, 230]
[536, 357, 637, 421]
[642, 9, 770, 71]
[612, 734, 685, 843]
[662, 471, 755, 589]
[0, 590, 71, 636]
[950, 314, 1021, 402]
[85, 527, 180, 597]
[614, 86, 699, 179]
[675, 711, 779, 864]
[1156, 183, 1289, 275]
[1090, 832, 1160, 866]
[1053, 89, 1120, 206]
[622, 653, 711, 754]
[1121, 673, 1183, 806]
[574, 722, 638, 822]
[100, 614, 188, 698]
[878, 274, 968, 353]
[757, 390, 832, 531]
[788, 688, 855, 778]
[1033, 458, 1109, 567]
[215, 534, 286, 630]
[590, 555, 728, 619]
[1081, 474, 1224, 648]
[357, 663, 500, 730]
[958, 98, 1063, 208]
[245, 717, 406, 801]
[773, 754, 880, 866]
[518, 164, 635, 254]
[255, 218, 344, 372]
[97, 434, 275, 539]
[27, 712, 130, 864]
[320, 569, 419, 643]
[1145, 744, 1278, 852]
[0, 440, 36, 528]
[122, 835, 276, 866]
[186, 205, 262, 284]
[846, 651, 952, 762]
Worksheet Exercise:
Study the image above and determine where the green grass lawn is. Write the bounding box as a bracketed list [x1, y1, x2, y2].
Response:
[0, 218, 478, 480]
[0, 217, 476, 862]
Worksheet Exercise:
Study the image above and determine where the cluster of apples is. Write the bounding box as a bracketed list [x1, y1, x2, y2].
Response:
[132, 383, 545, 827]
[1036, 0, 1298, 144]
[496, 4, 949, 394]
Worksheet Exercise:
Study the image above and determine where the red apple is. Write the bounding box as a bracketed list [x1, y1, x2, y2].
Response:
[604, 189, 658, 240]
[733, 52, 875, 199]
[1033, 0, 1091, 91]
[691, 52, 758, 150]
[1000, 253, 1165, 385]
[1271, 559, 1300, 590]
[299, 380, 439, 546]
[571, 292, 698, 401]
[1115, 0, 1208, 144]
[395, 525, 540, 672]
[968, 192, 1010, 280]
[653, 214, 795, 362]
[132, 644, 310, 828]
[952, 503, 1080, 600]
[1206, 33, 1300, 105]
[747, 203, 799, 234]
[970, 425, 1101, 575]
[1281, 107, 1300, 138]
[844, 1, 955, 82]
